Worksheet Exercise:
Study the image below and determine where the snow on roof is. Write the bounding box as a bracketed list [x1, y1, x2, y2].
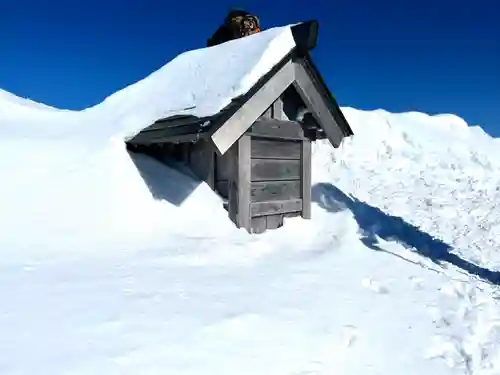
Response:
[0, 24, 297, 141]
[90, 24, 297, 140]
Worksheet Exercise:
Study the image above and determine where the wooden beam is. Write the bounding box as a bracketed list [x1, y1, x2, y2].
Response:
[211, 60, 296, 155]
[251, 180, 301, 203]
[251, 199, 302, 217]
[237, 135, 252, 231]
[293, 62, 344, 147]
[249, 119, 304, 140]
[301, 139, 312, 219]
[272, 97, 285, 120]
[251, 138, 301, 160]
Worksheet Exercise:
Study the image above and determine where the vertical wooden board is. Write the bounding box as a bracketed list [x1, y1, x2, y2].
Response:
[266, 214, 284, 230]
[188, 140, 215, 188]
[251, 139, 301, 159]
[237, 135, 251, 231]
[215, 180, 229, 198]
[215, 150, 232, 181]
[301, 140, 312, 219]
[272, 97, 285, 120]
[207, 149, 215, 188]
[251, 159, 301, 181]
[227, 144, 238, 225]
[251, 216, 267, 234]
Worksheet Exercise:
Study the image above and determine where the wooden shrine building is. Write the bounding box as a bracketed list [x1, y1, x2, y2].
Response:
[126, 20, 353, 233]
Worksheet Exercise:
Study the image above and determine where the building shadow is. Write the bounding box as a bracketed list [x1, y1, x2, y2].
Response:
[127, 150, 201, 206]
[312, 182, 500, 285]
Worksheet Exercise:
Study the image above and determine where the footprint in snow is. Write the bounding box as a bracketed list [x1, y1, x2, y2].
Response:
[362, 278, 389, 294]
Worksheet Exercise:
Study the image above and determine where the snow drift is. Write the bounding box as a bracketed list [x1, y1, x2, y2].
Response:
[1, 23, 499, 375]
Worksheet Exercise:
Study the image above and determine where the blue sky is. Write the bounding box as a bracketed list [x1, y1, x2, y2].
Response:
[1, 1, 499, 136]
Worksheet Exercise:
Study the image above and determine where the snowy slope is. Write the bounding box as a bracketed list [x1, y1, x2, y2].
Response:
[1, 24, 500, 375]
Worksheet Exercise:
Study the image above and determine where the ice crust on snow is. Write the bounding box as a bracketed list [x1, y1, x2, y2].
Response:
[1, 22, 500, 375]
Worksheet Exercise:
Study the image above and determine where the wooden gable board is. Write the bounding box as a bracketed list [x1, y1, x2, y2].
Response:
[208, 55, 352, 155]
[210, 58, 296, 155]
[292, 59, 345, 147]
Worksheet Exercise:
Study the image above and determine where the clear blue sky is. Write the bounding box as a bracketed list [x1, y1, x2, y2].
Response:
[2, 1, 499, 135]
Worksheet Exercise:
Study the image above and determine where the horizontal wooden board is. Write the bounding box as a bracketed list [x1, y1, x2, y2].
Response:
[248, 119, 304, 140]
[251, 138, 301, 159]
[251, 199, 302, 217]
[251, 180, 301, 203]
[251, 158, 301, 181]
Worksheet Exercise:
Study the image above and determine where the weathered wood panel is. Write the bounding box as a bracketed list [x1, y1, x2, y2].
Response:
[265, 214, 284, 230]
[251, 138, 301, 160]
[236, 135, 251, 230]
[293, 62, 344, 147]
[272, 97, 285, 120]
[215, 149, 232, 181]
[251, 216, 268, 234]
[251, 159, 301, 181]
[301, 139, 312, 219]
[251, 180, 301, 203]
[188, 140, 215, 188]
[251, 199, 302, 217]
[211, 59, 296, 155]
[248, 119, 304, 140]
[215, 180, 229, 198]
[227, 145, 238, 224]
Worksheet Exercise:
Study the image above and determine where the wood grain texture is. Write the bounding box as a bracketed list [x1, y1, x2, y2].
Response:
[251, 216, 268, 234]
[188, 140, 215, 188]
[251, 138, 301, 160]
[293, 62, 344, 147]
[215, 150, 232, 181]
[248, 119, 304, 140]
[237, 135, 251, 231]
[251, 159, 301, 181]
[211, 59, 295, 155]
[272, 97, 285, 120]
[265, 214, 284, 230]
[251, 199, 302, 217]
[251, 180, 301, 203]
[301, 139, 312, 219]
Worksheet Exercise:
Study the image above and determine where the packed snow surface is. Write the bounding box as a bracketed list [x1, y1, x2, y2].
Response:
[1, 24, 499, 375]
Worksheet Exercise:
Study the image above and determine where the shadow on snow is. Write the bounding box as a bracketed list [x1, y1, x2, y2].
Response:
[312, 183, 500, 286]
[128, 150, 202, 206]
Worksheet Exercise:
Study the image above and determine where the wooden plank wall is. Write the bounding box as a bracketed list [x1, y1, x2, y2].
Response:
[249, 135, 303, 233]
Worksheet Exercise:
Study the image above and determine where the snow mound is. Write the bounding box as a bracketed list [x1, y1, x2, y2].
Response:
[1, 21, 500, 375]
[0, 88, 63, 112]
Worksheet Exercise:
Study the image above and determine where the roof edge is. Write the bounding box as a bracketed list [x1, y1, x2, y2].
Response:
[298, 53, 354, 137]
[290, 20, 319, 54]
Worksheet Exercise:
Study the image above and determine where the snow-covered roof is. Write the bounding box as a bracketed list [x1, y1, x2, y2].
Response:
[92, 24, 299, 141]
